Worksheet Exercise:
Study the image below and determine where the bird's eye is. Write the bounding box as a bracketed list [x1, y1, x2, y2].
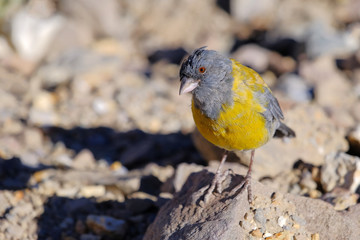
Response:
[199, 67, 206, 73]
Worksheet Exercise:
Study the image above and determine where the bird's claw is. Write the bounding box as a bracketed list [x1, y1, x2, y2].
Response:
[230, 174, 253, 204]
[200, 169, 231, 205]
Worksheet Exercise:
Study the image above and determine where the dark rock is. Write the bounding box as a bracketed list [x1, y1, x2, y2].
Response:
[86, 215, 127, 237]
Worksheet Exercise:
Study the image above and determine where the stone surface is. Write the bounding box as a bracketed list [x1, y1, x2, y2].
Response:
[144, 171, 360, 239]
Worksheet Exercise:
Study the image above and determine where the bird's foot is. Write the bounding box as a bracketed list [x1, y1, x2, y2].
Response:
[229, 174, 253, 204]
[201, 169, 232, 205]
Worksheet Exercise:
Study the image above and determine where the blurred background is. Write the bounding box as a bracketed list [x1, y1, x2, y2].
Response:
[0, 0, 359, 239]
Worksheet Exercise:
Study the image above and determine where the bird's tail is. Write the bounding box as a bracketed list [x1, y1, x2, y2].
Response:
[274, 122, 296, 138]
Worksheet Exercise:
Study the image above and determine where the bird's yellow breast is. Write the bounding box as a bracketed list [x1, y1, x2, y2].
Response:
[191, 61, 270, 151]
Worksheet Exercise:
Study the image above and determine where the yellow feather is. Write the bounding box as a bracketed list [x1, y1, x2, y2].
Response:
[192, 60, 270, 151]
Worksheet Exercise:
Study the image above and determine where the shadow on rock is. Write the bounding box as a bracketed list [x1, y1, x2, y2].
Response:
[37, 195, 159, 240]
[42, 126, 204, 169]
[0, 157, 51, 190]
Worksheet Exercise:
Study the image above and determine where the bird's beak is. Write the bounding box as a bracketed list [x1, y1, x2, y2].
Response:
[179, 77, 199, 95]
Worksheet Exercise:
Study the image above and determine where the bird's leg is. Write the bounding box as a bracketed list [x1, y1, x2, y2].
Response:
[203, 150, 229, 203]
[230, 149, 255, 203]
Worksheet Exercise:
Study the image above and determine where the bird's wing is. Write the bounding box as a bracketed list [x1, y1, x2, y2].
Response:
[231, 60, 284, 122]
[257, 86, 284, 121]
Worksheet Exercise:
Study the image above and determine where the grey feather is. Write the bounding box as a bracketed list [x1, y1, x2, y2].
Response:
[255, 87, 295, 138]
[274, 122, 296, 138]
[252, 87, 283, 136]
[180, 47, 234, 120]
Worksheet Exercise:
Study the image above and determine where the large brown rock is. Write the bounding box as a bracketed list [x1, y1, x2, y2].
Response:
[144, 170, 360, 240]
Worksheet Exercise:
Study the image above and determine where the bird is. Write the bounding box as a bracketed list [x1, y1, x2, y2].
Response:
[179, 47, 295, 203]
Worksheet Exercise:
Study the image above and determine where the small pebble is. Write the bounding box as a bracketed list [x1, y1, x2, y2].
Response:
[14, 191, 24, 202]
[79, 185, 106, 198]
[311, 233, 320, 240]
[263, 232, 272, 238]
[86, 215, 127, 236]
[277, 216, 287, 228]
[290, 215, 307, 226]
[250, 228, 262, 238]
[254, 208, 266, 226]
[293, 223, 300, 229]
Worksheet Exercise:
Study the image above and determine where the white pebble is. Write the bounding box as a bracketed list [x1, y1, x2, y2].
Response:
[277, 216, 287, 227]
[263, 232, 272, 238]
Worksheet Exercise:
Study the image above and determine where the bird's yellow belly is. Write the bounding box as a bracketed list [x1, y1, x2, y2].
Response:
[192, 101, 270, 151]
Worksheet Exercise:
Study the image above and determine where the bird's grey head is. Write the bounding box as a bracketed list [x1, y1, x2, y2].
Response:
[179, 47, 233, 95]
[179, 47, 234, 119]
[179, 47, 233, 119]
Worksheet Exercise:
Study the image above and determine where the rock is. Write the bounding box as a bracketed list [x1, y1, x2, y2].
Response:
[306, 22, 360, 58]
[300, 56, 356, 128]
[300, 56, 351, 107]
[0, 192, 11, 216]
[144, 170, 360, 239]
[72, 149, 97, 170]
[47, 142, 74, 167]
[11, 2, 65, 62]
[30, 169, 56, 184]
[321, 152, 360, 193]
[86, 215, 127, 237]
[115, 176, 141, 196]
[172, 163, 205, 192]
[92, 98, 117, 115]
[20, 152, 41, 168]
[5, 223, 25, 240]
[299, 171, 317, 191]
[0, 37, 13, 59]
[109, 161, 129, 176]
[29, 109, 59, 126]
[231, 0, 278, 29]
[32, 91, 57, 111]
[37, 179, 61, 196]
[268, 51, 297, 75]
[56, 187, 79, 198]
[139, 163, 174, 184]
[79, 185, 106, 198]
[322, 187, 359, 211]
[276, 73, 312, 103]
[0, 88, 20, 122]
[1, 119, 24, 135]
[24, 128, 44, 151]
[231, 44, 270, 72]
